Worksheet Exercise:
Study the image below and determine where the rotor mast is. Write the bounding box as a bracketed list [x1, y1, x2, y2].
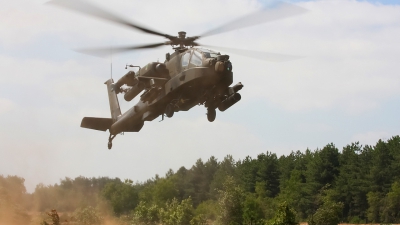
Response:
[171, 31, 194, 51]
[178, 31, 187, 49]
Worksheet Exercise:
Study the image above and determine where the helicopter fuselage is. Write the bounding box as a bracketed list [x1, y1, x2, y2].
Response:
[109, 47, 237, 133]
[81, 47, 243, 148]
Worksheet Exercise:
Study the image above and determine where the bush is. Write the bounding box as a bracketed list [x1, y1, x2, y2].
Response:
[266, 201, 297, 225]
[73, 206, 103, 225]
[349, 216, 364, 224]
[310, 201, 343, 225]
[195, 200, 218, 221]
[190, 214, 207, 225]
[101, 180, 139, 215]
[159, 197, 194, 225]
[243, 194, 264, 225]
[132, 201, 160, 225]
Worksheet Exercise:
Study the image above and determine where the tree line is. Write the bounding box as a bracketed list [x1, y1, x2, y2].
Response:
[1, 136, 400, 224]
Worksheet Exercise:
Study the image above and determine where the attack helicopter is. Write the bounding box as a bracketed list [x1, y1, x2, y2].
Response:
[48, 0, 307, 149]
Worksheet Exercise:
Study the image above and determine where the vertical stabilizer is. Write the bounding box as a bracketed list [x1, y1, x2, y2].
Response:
[104, 79, 121, 122]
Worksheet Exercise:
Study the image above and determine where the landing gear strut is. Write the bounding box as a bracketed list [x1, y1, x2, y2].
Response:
[108, 134, 116, 150]
[207, 108, 216, 122]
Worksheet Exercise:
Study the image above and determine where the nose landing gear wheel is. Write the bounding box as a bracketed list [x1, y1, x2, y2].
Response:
[207, 108, 216, 122]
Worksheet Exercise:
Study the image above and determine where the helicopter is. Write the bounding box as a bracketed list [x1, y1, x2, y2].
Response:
[48, 0, 307, 149]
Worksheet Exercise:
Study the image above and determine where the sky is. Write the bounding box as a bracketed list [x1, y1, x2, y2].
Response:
[1, 0, 400, 192]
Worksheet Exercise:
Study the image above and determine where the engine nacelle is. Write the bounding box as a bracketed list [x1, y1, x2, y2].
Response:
[138, 62, 169, 78]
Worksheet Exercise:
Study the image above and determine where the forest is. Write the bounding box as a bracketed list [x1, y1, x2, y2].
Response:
[1, 136, 400, 225]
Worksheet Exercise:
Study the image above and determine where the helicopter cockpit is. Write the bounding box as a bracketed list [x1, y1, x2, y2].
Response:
[182, 48, 221, 70]
[197, 48, 220, 58]
[181, 49, 207, 69]
[190, 50, 202, 66]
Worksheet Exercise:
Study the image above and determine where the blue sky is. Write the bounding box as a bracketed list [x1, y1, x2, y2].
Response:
[1, 0, 400, 192]
[357, 0, 399, 4]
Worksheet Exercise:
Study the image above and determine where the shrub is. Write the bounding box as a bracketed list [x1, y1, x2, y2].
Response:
[243, 194, 264, 225]
[310, 201, 343, 225]
[266, 201, 297, 225]
[159, 197, 194, 225]
[190, 214, 207, 225]
[132, 201, 160, 225]
[73, 206, 103, 225]
[195, 200, 219, 221]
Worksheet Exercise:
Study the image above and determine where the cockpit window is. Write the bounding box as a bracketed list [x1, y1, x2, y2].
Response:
[190, 50, 203, 66]
[199, 48, 219, 58]
[181, 51, 191, 67]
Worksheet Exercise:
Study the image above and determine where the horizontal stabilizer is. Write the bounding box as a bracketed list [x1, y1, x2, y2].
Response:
[81, 117, 113, 131]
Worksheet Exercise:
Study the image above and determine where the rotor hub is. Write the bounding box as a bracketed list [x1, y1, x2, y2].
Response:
[178, 31, 186, 39]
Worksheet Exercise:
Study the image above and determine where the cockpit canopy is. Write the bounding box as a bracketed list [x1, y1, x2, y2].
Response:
[181, 48, 221, 68]
[198, 48, 220, 58]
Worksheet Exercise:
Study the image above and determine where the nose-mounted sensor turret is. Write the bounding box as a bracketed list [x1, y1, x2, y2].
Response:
[214, 55, 232, 72]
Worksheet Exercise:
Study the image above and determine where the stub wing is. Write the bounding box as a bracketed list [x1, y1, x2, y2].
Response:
[81, 117, 113, 131]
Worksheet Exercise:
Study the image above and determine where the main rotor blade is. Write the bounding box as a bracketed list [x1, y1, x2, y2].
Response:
[201, 44, 303, 62]
[200, 2, 308, 37]
[75, 43, 167, 57]
[47, 0, 173, 39]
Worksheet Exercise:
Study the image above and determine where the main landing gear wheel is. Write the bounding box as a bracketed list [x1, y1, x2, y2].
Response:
[165, 104, 175, 118]
[108, 142, 112, 150]
[207, 108, 216, 122]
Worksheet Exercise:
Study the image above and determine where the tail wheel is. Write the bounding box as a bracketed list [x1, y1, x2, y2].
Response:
[165, 104, 175, 118]
[107, 134, 116, 150]
[207, 108, 216, 122]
